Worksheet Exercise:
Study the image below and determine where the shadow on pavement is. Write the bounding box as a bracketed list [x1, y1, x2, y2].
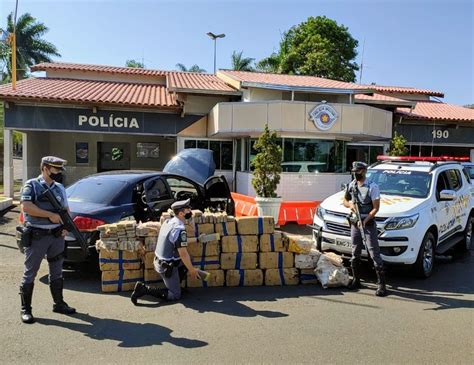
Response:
[36, 312, 208, 349]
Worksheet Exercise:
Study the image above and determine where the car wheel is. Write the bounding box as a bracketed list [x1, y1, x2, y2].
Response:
[458, 215, 473, 252]
[413, 231, 436, 278]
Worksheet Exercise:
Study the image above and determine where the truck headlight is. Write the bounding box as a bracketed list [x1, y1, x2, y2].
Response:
[385, 214, 419, 230]
[316, 206, 326, 220]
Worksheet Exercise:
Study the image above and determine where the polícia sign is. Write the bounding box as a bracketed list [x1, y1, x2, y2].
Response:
[78, 114, 139, 129]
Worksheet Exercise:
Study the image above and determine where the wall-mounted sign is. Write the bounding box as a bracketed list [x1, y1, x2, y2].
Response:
[75, 142, 89, 164]
[395, 124, 474, 144]
[309, 103, 338, 131]
[5, 105, 202, 135]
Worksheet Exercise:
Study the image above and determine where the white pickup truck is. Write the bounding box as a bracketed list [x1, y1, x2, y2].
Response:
[312, 157, 474, 278]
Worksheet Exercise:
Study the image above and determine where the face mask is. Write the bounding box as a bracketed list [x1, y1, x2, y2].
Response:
[49, 171, 63, 183]
[355, 172, 364, 181]
[184, 212, 193, 220]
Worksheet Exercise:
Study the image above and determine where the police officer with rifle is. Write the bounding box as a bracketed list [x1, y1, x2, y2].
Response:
[18, 156, 77, 324]
[343, 161, 388, 297]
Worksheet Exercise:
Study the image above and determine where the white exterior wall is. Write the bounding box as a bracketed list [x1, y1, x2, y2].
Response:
[236, 171, 351, 201]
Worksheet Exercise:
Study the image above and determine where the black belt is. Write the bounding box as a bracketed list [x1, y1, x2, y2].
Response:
[30, 226, 63, 237]
[158, 258, 180, 266]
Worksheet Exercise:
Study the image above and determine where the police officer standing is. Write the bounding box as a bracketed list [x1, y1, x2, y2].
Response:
[343, 161, 388, 297]
[19, 156, 76, 324]
[131, 199, 206, 305]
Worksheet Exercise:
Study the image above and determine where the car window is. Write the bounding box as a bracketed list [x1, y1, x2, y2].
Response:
[464, 166, 474, 180]
[445, 169, 462, 191]
[145, 178, 172, 202]
[282, 165, 301, 172]
[308, 165, 325, 173]
[366, 169, 431, 198]
[67, 179, 127, 204]
[436, 172, 449, 198]
[164, 177, 199, 201]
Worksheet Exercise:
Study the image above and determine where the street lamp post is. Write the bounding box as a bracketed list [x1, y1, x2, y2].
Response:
[206, 32, 225, 74]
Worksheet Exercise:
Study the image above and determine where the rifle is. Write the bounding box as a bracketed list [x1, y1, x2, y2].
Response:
[349, 175, 373, 261]
[39, 184, 88, 255]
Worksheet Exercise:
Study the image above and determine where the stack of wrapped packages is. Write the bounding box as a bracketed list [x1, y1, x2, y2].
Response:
[96, 222, 144, 293]
[96, 209, 350, 292]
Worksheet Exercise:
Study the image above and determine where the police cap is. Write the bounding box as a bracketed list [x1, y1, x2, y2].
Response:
[41, 156, 67, 170]
[171, 199, 191, 211]
[351, 161, 368, 172]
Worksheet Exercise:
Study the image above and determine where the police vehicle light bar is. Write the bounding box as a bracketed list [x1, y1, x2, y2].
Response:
[376, 155, 470, 162]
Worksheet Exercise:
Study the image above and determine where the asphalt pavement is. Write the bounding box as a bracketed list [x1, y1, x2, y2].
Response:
[0, 207, 473, 364]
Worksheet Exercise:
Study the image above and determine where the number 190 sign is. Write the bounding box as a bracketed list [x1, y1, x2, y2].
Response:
[432, 129, 450, 139]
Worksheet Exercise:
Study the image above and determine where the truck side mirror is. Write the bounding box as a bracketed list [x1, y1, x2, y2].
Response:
[439, 189, 456, 201]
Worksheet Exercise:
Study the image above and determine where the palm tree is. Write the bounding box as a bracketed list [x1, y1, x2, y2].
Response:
[1, 12, 60, 81]
[175, 63, 206, 73]
[256, 53, 281, 73]
[231, 50, 254, 71]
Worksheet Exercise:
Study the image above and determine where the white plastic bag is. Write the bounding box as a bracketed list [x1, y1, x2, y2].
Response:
[315, 254, 350, 288]
[295, 249, 321, 269]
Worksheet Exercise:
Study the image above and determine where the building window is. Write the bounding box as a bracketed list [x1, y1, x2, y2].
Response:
[246, 138, 347, 173]
[346, 144, 384, 171]
[183, 139, 233, 170]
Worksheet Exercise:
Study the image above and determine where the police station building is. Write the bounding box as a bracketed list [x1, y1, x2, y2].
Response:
[1, 62, 473, 201]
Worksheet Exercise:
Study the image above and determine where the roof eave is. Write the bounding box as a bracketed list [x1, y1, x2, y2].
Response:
[168, 87, 242, 96]
[355, 99, 416, 107]
[241, 81, 373, 94]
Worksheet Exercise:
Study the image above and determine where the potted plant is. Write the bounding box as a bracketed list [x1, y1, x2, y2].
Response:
[251, 124, 283, 223]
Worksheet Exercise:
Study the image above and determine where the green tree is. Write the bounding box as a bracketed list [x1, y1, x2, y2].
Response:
[1, 12, 60, 81]
[125, 59, 144, 68]
[388, 132, 409, 156]
[257, 16, 359, 82]
[175, 63, 206, 73]
[231, 50, 254, 71]
[251, 124, 283, 198]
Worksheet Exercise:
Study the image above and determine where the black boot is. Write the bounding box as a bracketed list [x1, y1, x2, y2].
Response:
[20, 283, 35, 324]
[131, 281, 147, 305]
[131, 282, 168, 305]
[375, 267, 388, 297]
[348, 259, 362, 290]
[50, 278, 76, 314]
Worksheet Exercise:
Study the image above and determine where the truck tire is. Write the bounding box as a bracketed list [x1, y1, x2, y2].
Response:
[458, 215, 473, 252]
[412, 231, 435, 278]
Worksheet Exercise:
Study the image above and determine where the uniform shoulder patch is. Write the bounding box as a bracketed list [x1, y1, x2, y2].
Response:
[180, 230, 188, 244]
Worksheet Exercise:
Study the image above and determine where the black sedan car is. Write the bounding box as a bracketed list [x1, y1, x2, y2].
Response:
[61, 170, 233, 262]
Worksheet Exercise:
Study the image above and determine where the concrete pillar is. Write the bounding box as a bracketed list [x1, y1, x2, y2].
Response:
[3, 129, 14, 198]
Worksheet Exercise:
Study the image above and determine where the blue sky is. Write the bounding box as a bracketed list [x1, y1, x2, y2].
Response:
[1, 0, 472, 105]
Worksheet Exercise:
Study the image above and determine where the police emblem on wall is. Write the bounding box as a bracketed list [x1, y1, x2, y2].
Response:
[309, 103, 338, 131]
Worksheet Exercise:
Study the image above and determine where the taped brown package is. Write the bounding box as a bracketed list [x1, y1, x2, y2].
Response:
[259, 232, 286, 252]
[220, 253, 258, 270]
[259, 252, 294, 269]
[221, 235, 258, 253]
[187, 269, 225, 288]
[186, 241, 220, 257]
[214, 221, 237, 236]
[101, 269, 144, 292]
[264, 268, 299, 286]
[186, 223, 215, 238]
[144, 268, 165, 288]
[300, 268, 318, 284]
[236, 216, 274, 235]
[226, 269, 264, 286]
[99, 250, 142, 271]
[192, 255, 221, 270]
[143, 252, 156, 270]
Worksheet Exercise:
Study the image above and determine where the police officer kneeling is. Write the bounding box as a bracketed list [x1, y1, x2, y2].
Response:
[19, 156, 76, 324]
[343, 161, 388, 297]
[131, 199, 203, 304]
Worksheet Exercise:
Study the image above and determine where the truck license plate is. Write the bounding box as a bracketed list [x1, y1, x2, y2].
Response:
[335, 238, 352, 248]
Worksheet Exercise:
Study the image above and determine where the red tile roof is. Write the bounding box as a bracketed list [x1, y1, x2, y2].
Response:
[397, 101, 474, 122]
[167, 72, 240, 94]
[0, 77, 179, 109]
[219, 70, 365, 91]
[31, 62, 168, 76]
[369, 84, 444, 97]
[354, 93, 415, 106]
[218, 70, 444, 97]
